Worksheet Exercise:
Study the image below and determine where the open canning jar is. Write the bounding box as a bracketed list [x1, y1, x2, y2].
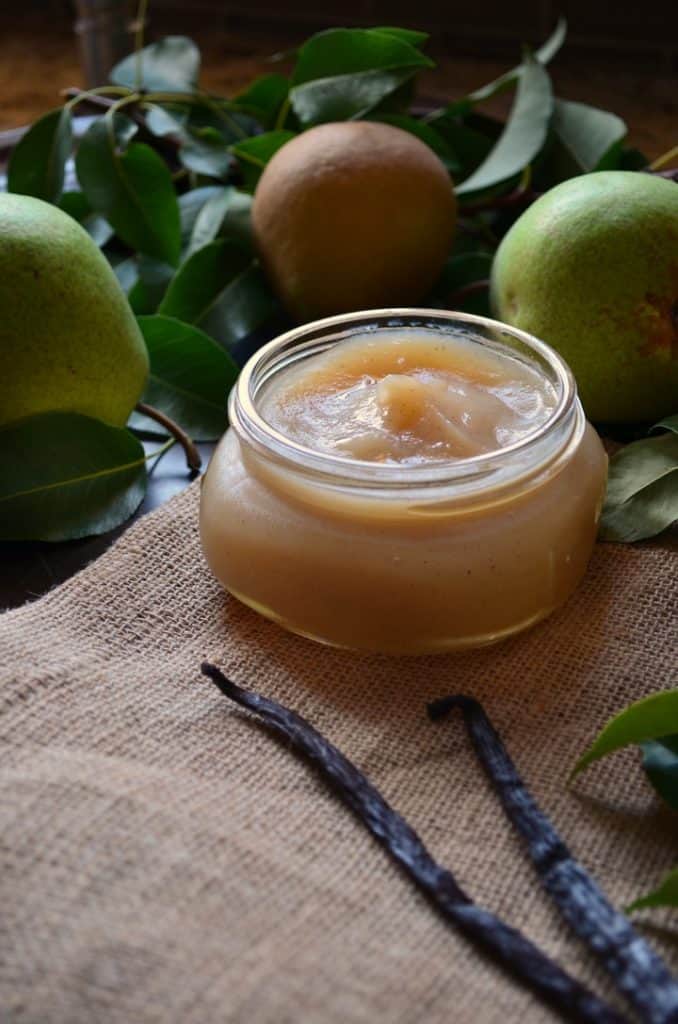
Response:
[200, 310, 607, 654]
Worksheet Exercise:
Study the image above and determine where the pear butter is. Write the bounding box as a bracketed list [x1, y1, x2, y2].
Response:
[200, 314, 607, 654]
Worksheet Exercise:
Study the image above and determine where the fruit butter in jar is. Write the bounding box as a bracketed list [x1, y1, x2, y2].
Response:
[200, 310, 607, 654]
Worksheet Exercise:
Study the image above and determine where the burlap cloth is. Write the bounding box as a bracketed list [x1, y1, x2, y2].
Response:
[1, 482, 676, 1024]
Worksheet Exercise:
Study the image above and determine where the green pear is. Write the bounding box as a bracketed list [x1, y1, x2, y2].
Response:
[490, 171, 678, 422]
[0, 193, 148, 427]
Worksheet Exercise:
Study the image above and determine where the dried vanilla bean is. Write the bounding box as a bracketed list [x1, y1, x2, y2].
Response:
[201, 663, 627, 1024]
[428, 694, 678, 1024]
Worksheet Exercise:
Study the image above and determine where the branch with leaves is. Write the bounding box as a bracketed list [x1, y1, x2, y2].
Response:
[2, 20, 676, 541]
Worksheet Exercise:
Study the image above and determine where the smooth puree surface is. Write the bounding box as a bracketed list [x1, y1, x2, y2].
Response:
[260, 331, 558, 463]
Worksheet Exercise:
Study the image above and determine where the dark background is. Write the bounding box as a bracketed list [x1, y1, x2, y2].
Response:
[2, 1, 676, 154]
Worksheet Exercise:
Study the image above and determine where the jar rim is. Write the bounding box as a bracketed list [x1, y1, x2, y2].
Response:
[231, 308, 578, 489]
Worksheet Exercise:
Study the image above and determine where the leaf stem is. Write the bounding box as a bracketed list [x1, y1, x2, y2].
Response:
[134, 0, 150, 91]
[274, 96, 291, 131]
[136, 402, 202, 473]
[145, 436, 176, 463]
[649, 145, 678, 172]
[63, 85, 132, 112]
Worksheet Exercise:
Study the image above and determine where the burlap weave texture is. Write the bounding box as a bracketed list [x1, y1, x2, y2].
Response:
[1, 481, 676, 1023]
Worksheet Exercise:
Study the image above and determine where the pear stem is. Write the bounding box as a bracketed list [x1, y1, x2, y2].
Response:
[135, 402, 202, 474]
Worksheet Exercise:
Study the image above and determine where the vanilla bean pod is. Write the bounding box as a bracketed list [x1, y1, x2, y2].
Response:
[201, 663, 626, 1024]
[428, 695, 678, 1024]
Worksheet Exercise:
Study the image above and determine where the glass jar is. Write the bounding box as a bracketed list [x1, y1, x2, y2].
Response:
[200, 310, 607, 654]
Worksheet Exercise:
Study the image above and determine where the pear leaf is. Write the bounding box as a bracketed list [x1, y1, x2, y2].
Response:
[59, 190, 114, 247]
[372, 27, 429, 48]
[233, 74, 290, 129]
[136, 315, 238, 440]
[599, 431, 678, 542]
[291, 27, 433, 85]
[185, 187, 235, 259]
[653, 414, 678, 435]
[552, 99, 627, 173]
[628, 867, 678, 912]
[292, 67, 418, 126]
[159, 239, 277, 350]
[640, 735, 678, 811]
[127, 256, 175, 314]
[468, 18, 566, 103]
[110, 36, 200, 93]
[76, 115, 181, 265]
[290, 28, 432, 125]
[231, 131, 296, 191]
[109, 256, 137, 295]
[572, 689, 678, 779]
[0, 413, 147, 542]
[178, 186, 223, 243]
[144, 104, 189, 138]
[7, 106, 72, 203]
[456, 56, 553, 195]
[179, 131, 234, 179]
[428, 251, 493, 313]
[178, 188, 253, 259]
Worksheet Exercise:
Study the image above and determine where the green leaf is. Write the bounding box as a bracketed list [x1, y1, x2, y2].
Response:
[640, 735, 678, 811]
[160, 239, 250, 321]
[159, 239, 276, 349]
[653, 414, 678, 434]
[59, 190, 114, 247]
[292, 68, 417, 126]
[185, 187, 234, 259]
[290, 28, 432, 125]
[368, 114, 459, 174]
[572, 689, 678, 778]
[179, 131, 234, 179]
[372, 27, 429, 48]
[76, 115, 181, 265]
[110, 254, 139, 293]
[551, 98, 627, 173]
[0, 413, 147, 542]
[599, 432, 678, 542]
[428, 251, 493, 310]
[426, 115, 496, 182]
[468, 18, 566, 103]
[178, 186, 223, 239]
[7, 106, 72, 203]
[110, 36, 200, 93]
[137, 315, 238, 440]
[178, 187, 253, 258]
[618, 147, 649, 171]
[628, 867, 678, 912]
[128, 256, 175, 314]
[456, 56, 553, 196]
[234, 74, 289, 129]
[144, 103, 189, 137]
[186, 103, 256, 141]
[292, 27, 433, 84]
[231, 131, 296, 191]
[220, 191, 254, 252]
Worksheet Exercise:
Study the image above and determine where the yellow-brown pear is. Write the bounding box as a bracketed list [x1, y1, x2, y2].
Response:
[252, 121, 457, 323]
